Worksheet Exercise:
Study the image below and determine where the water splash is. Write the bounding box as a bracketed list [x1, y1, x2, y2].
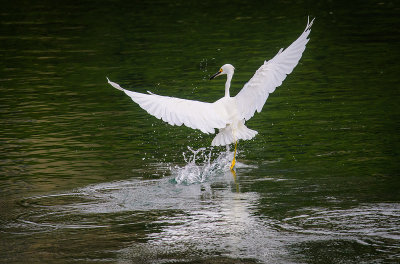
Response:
[172, 146, 234, 185]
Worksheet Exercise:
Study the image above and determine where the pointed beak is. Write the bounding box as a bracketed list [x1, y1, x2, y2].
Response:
[209, 70, 222, 80]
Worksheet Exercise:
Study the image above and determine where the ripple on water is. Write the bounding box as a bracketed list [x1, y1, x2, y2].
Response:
[280, 203, 400, 257]
[6, 175, 400, 263]
[9, 174, 293, 262]
[5, 148, 399, 263]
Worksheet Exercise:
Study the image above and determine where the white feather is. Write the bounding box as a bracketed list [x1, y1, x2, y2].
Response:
[107, 18, 314, 147]
[235, 17, 314, 121]
[107, 78, 228, 134]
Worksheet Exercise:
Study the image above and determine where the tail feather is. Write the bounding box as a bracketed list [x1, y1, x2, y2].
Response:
[211, 122, 258, 146]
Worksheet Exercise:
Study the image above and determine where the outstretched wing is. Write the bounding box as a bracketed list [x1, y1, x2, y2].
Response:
[235, 17, 314, 121]
[107, 78, 228, 134]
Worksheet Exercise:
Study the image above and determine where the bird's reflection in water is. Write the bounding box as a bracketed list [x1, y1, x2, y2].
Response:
[13, 161, 285, 263]
[117, 174, 282, 263]
[230, 168, 239, 193]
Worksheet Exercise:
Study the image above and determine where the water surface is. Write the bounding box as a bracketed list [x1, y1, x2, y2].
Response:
[1, 0, 399, 263]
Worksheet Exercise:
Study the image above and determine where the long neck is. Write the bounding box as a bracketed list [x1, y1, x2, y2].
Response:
[225, 73, 233, 98]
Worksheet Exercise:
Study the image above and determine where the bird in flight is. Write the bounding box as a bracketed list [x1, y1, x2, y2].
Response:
[108, 17, 314, 170]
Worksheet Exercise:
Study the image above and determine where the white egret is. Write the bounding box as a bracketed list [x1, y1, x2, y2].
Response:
[108, 17, 314, 170]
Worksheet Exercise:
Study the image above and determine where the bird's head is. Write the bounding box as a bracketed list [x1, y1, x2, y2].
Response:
[209, 64, 235, 80]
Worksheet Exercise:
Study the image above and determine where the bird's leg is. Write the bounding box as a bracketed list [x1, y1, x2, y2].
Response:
[230, 141, 237, 170]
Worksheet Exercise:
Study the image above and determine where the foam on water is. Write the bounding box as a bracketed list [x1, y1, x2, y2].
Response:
[171, 146, 235, 185]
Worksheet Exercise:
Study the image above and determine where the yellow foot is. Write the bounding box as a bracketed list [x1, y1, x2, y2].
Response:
[230, 158, 236, 170]
[230, 141, 237, 170]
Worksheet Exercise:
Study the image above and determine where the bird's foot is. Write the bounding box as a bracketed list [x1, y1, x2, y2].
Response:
[230, 157, 236, 170]
[230, 141, 237, 170]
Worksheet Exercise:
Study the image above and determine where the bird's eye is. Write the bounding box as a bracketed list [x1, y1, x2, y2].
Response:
[219, 69, 222, 72]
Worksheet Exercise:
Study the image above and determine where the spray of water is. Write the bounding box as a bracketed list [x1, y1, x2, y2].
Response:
[171, 146, 235, 185]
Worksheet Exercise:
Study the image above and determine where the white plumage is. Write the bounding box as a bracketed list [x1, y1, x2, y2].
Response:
[108, 17, 314, 148]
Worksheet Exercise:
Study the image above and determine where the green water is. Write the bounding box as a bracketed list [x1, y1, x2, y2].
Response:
[1, 0, 399, 263]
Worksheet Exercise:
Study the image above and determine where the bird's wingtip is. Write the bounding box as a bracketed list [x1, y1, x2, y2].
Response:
[107, 77, 125, 91]
[306, 16, 315, 31]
